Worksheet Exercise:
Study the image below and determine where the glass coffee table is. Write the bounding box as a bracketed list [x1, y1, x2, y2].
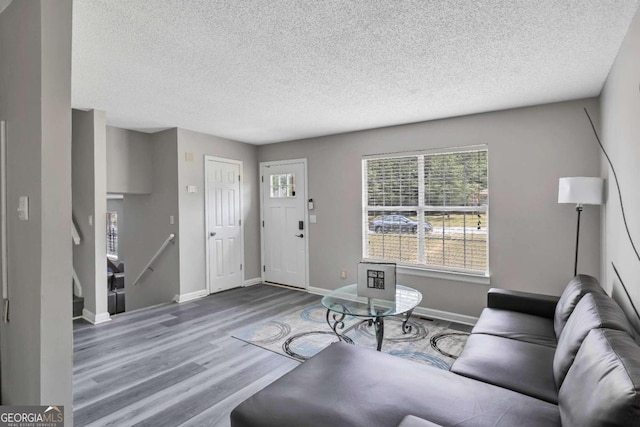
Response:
[321, 284, 422, 351]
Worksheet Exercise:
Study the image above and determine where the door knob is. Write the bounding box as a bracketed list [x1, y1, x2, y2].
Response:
[210, 232, 216, 237]
[295, 234, 304, 238]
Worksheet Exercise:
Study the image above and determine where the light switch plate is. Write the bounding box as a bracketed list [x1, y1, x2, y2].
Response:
[187, 185, 197, 193]
[309, 215, 317, 223]
[17, 196, 28, 221]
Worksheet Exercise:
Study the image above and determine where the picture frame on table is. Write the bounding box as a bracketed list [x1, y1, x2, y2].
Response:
[357, 262, 396, 300]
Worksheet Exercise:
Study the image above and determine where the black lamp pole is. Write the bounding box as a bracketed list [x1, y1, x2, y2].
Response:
[574, 205, 583, 277]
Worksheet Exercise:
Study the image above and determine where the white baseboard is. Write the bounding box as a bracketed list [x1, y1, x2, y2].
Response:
[173, 289, 208, 303]
[82, 309, 111, 325]
[243, 277, 262, 287]
[307, 286, 477, 326]
[308, 286, 330, 296]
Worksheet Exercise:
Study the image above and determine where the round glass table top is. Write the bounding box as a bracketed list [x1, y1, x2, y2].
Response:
[321, 284, 422, 317]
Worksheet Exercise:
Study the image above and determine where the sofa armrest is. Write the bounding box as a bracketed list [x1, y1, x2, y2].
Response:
[488, 288, 559, 318]
[398, 415, 443, 427]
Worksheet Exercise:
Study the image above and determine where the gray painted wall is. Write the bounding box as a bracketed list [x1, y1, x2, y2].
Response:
[599, 7, 640, 332]
[123, 129, 179, 311]
[177, 129, 260, 296]
[258, 99, 601, 317]
[72, 109, 108, 320]
[106, 126, 152, 194]
[0, 0, 73, 421]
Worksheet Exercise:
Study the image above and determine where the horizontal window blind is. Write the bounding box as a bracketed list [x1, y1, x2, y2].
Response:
[363, 147, 488, 275]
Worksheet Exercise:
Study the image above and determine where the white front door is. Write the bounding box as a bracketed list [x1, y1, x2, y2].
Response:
[261, 160, 307, 288]
[205, 157, 243, 293]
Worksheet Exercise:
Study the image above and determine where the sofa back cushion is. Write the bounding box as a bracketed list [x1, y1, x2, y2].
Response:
[553, 292, 634, 388]
[554, 275, 605, 338]
[559, 328, 640, 427]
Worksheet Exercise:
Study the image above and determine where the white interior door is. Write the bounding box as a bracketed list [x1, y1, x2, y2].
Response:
[261, 160, 307, 288]
[206, 157, 243, 293]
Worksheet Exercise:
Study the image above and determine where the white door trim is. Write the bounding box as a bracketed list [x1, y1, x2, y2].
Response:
[260, 158, 309, 289]
[204, 155, 245, 294]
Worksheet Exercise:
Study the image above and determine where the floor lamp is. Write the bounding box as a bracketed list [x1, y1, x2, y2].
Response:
[558, 177, 604, 276]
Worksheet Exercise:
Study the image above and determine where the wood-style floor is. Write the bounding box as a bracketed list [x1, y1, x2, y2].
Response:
[74, 283, 472, 426]
[73, 284, 318, 427]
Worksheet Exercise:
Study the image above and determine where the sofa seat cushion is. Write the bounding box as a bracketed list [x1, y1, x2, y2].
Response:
[554, 274, 605, 338]
[472, 308, 556, 347]
[559, 328, 640, 426]
[553, 292, 635, 388]
[231, 343, 560, 427]
[451, 333, 558, 403]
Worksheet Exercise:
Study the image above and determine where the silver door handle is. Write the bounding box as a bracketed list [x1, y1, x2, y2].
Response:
[210, 232, 216, 237]
[295, 234, 304, 238]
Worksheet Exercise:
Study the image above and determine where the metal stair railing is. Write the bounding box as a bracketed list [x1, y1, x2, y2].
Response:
[132, 234, 176, 286]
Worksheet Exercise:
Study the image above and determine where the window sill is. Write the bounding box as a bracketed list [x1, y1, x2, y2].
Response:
[397, 265, 490, 285]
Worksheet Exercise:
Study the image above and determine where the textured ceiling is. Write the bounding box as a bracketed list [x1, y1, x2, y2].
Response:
[72, 0, 640, 144]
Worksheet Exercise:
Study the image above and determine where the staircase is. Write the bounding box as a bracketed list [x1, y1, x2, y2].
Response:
[73, 293, 84, 318]
[72, 220, 83, 318]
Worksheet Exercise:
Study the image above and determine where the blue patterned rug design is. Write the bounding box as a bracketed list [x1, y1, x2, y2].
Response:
[233, 304, 469, 370]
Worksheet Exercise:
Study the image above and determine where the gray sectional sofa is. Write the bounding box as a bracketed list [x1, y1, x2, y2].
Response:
[231, 275, 640, 427]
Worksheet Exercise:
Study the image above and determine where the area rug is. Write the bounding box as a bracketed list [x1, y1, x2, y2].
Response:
[233, 304, 469, 370]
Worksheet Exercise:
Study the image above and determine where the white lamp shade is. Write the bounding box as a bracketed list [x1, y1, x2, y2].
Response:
[558, 177, 604, 205]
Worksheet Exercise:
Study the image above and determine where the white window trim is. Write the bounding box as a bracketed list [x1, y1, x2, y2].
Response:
[362, 145, 489, 281]
[363, 144, 487, 161]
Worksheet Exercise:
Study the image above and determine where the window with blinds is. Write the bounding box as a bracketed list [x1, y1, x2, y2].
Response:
[363, 147, 488, 275]
[106, 211, 118, 258]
